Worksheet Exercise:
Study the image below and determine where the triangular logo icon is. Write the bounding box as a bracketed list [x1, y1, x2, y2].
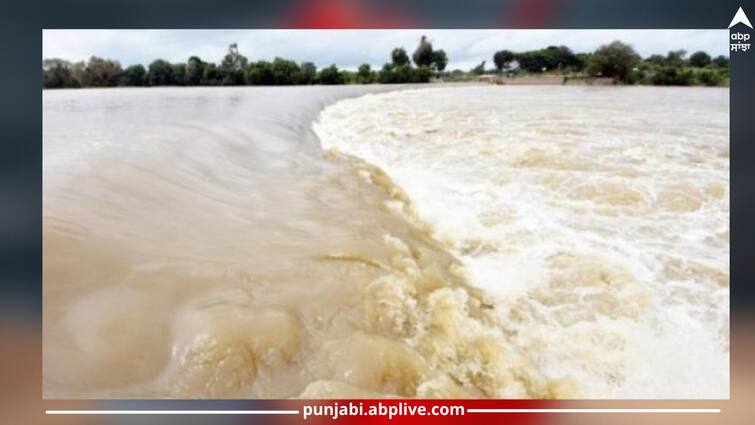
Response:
[729, 7, 753, 29]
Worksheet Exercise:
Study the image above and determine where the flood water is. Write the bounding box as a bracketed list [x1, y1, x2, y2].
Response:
[43, 85, 728, 398]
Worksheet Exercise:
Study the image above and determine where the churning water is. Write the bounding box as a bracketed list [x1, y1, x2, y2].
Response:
[44, 85, 728, 398]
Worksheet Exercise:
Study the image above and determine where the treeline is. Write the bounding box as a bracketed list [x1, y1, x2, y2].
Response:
[43, 37, 448, 88]
[43, 38, 729, 89]
[485, 41, 729, 86]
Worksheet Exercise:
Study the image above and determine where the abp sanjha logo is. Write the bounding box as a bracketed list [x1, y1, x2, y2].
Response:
[729, 7, 752, 54]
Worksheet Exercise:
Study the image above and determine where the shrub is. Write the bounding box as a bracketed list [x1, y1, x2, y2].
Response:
[471, 61, 486, 75]
[651, 66, 693, 86]
[695, 69, 723, 86]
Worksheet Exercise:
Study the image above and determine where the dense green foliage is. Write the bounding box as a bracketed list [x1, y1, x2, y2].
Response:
[587, 41, 640, 81]
[484, 40, 727, 86]
[689, 51, 712, 67]
[42, 37, 728, 88]
[147, 59, 174, 86]
[515, 46, 582, 73]
[493, 50, 515, 71]
[391, 48, 410, 67]
[123, 64, 146, 86]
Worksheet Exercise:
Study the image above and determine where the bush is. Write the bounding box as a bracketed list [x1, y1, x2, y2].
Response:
[411, 66, 433, 83]
[471, 61, 486, 75]
[651, 66, 693, 86]
[695, 69, 723, 86]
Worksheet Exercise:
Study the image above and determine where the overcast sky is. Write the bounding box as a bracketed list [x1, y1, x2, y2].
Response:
[43, 29, 728, 71]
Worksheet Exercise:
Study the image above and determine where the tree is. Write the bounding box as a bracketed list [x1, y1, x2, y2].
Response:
[219, 43, 247, 85]
[432, 49, 448, 72]
[645, 54, 665, 65]
[270, 57, 302, 85]
[574, 53, 591, 72]
[202, 63, 219, 85]
[515, 46, 579, 72]
[220, 43, 248, 70]
[588, 41, 640, 81]
[712, 55, 729, 68]
[412, 35, 434, 67]
[317, 65, 344, 84]
[515, 51, 545, 72]
[148, 59, 175, 86]
[688, 51, 712, 67]
[245, 61, 274, 85]
[186, 56, 205, 85]
[300, 62, 317, 84]
[70, 61, 86, 87]
[664, 49, 687, 67]
[378, 63, 396, 83]
[391, 48, 409, 66]
[123, 64, 146, 86]
[493, 50, 515, 72]
[357, 64, 374, 83]
[546, 45, 579, 69]
[172, 63, 187, 85]
[43, 59, 77, 88]
[81, 56, 123, 87]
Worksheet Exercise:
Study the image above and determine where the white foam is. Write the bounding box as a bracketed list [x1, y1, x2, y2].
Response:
[314, 85, 729, 398]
